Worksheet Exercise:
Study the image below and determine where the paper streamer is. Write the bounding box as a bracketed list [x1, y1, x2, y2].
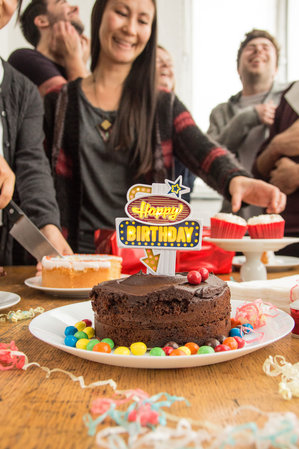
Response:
[0, 307, 44, 322]
[85, 387, 299, 449]
[0, 341, 117, 390]
[263, 355, 299, 400]
[233, 299, 279, 329]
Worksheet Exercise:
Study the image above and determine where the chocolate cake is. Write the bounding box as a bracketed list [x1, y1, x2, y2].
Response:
[90, 271, 231, 347]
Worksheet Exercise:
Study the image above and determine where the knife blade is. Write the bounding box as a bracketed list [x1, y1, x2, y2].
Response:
[5, 200, 62, 261]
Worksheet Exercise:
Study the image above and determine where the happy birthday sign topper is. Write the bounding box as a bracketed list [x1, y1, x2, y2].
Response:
[115, 176, 203, 276]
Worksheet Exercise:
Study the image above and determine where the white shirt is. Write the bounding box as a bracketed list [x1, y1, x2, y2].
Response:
[0, 60, 4, 225]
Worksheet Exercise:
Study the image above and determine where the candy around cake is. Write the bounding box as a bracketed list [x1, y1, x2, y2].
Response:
[42, 254, 122, 288]
[90, 271, 231, 347]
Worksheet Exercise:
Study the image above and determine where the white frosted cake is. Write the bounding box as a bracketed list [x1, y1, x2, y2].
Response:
[41, 254, 122, 288]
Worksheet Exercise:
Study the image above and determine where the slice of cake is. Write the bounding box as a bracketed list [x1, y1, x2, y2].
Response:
[90, 271, 231, 347]
[42, 254, 122, 288]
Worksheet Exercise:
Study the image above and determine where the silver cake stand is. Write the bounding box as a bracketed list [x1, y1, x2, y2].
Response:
[205, 237, 299, 281]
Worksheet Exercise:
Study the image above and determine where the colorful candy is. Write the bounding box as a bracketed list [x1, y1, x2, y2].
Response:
[86, 339, 100, 351]
[178, 346, 191, 356]
[101, 338, 115, 349]
[92, 342, 111, 353]
[74, 321, 86, 332]
[64, 335, 78, 347]
[64, 326, 78, 336]
[234, 336, 245, 349]
[199, 267, 209, 281]
[185, 342, 199, 355]
[84, 327, 95, 338]
[169, 348, 186, 356]
[229, 327, 243, 338]
[223, 337, 238, 350]
[130, 342, 147, 356]
[149, 347, 166, 356]
[214, 344, 231, 352]
[76, 338, 90, 350]
[187, 270, 202, 285]
[197, 345, 215, 354]
[74, 331, 88, 340]
[114, 346, 130, 355]
[162, 346, 174, 356]
[82, 319, 92, 327]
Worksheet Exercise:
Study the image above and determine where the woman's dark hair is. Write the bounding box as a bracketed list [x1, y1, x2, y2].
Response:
[90, 0, 157, 178]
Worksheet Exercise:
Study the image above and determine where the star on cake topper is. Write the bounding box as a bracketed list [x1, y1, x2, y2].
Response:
[166, 175, 190, 199]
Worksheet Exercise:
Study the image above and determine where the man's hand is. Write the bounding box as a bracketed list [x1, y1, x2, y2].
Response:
[256, 119, 299, 177]
[255, 102, 277, 126]
[0, 155, 15, 209]
[50, 20, 82, 63]
[270, 157, 299, 195]
[229, 176, 286, 214]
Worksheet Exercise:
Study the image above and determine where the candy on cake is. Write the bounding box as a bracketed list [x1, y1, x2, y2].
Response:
[247, 214, 285, 239]
[210, 213, 247, 238]
[42, 254, 122, 288]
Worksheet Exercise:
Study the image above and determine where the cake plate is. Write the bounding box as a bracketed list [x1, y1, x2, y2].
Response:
[204, 237, 299, 281]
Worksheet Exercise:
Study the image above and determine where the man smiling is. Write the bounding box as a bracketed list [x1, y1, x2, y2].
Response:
[8, 0, 89, 96]
[207, 29, 290, 219]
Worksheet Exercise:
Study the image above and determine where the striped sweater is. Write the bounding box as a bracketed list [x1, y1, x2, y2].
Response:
[44, 79, 249, 252]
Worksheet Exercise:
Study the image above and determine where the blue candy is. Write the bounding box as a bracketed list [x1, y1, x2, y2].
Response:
[64, 335, 78, 347]
[242, 323, 254, 333]
[229, 327, 243, 338]
[64, 326, 78, 337]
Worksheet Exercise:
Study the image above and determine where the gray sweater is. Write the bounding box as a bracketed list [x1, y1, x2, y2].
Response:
[0, 60, 61, 264]
[207, 81, 290, 218]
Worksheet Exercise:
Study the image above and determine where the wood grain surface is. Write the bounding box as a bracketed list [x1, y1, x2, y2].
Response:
[0, 266, 298, 449]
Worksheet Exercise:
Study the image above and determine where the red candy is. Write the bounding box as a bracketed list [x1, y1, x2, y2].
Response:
[199, 267, 209, 281]
[187, 271, 202, 285]
[234, 336, 245, 348]
[162, 346, 174, 356]
[82, 319, 92, 327]
[214, 344, 231, 352]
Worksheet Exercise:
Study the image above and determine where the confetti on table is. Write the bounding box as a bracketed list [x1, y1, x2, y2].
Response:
[0, 307, 44, 322]
[263, 355, 299, 400]
[0, 341, 117, 390]
[84, 388, 299, 449]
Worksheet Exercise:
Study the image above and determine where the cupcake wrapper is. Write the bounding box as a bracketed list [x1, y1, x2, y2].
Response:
[247, 221, 285, 239]
[210, 218, 247, 239]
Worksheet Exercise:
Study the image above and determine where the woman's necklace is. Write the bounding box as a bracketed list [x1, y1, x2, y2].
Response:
[92, 73, 113, 142]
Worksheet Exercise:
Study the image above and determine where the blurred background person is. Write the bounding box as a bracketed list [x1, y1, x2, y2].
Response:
[207, 29, 290, 219]
[8, 0, 89, 96]
[0, 0, 72, 265]
[156, 44, 195, 202]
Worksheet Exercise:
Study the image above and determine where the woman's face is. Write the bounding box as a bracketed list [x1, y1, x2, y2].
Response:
[99, 0, 155, 67]
[0, 0, 18, 30]
[156, 47, 175, 91]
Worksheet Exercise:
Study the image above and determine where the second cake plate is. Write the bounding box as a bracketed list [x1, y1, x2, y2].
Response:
[204, 237, 299, 281]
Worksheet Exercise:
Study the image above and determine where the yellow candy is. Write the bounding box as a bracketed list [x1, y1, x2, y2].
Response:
[130, 342, 147, 356]
[84, 327, 95, 338]
[76, 338, 90, 349]
[75, 321, 86, 332]
[114, 346, 130, 355]
[178, 346, 191, 356]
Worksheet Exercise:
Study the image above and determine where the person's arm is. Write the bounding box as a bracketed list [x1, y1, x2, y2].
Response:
[256, 119, 299, 178]
[50, 21, 89, 81]
[14, 80, 72, 257]
[207, 103, 261, 151]
[269, 157, 299, 195]
[164, 93, 286, 213]
[0, 155, 15, 209]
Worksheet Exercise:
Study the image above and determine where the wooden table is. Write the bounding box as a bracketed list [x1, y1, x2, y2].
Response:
[0, 266, 298, 449]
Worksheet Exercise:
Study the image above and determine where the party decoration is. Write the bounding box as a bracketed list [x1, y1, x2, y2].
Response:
[0, 307, 44, 323]
[263, 355, 299, 400]
[116, 176, 203, 275]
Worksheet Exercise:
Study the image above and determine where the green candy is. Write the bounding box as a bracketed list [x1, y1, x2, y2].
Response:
[101, 338, 115, 349]
[74, 331, 88, 340]
[149, 347, 166, 357]
[86, 339, 100, 351]
[197, 345, 215, 354]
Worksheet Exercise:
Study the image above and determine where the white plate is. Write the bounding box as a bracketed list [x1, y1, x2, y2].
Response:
[204, 236, 299, 253]
[0, 291, 21, 311]
[24, 276, 91, 299]
[233, 255, 299, 272]
[29, 300, 294, 369]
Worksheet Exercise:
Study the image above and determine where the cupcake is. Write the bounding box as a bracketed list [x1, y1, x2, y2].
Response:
[247, 214, 285, 239]
[210, 213, 247, 238]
